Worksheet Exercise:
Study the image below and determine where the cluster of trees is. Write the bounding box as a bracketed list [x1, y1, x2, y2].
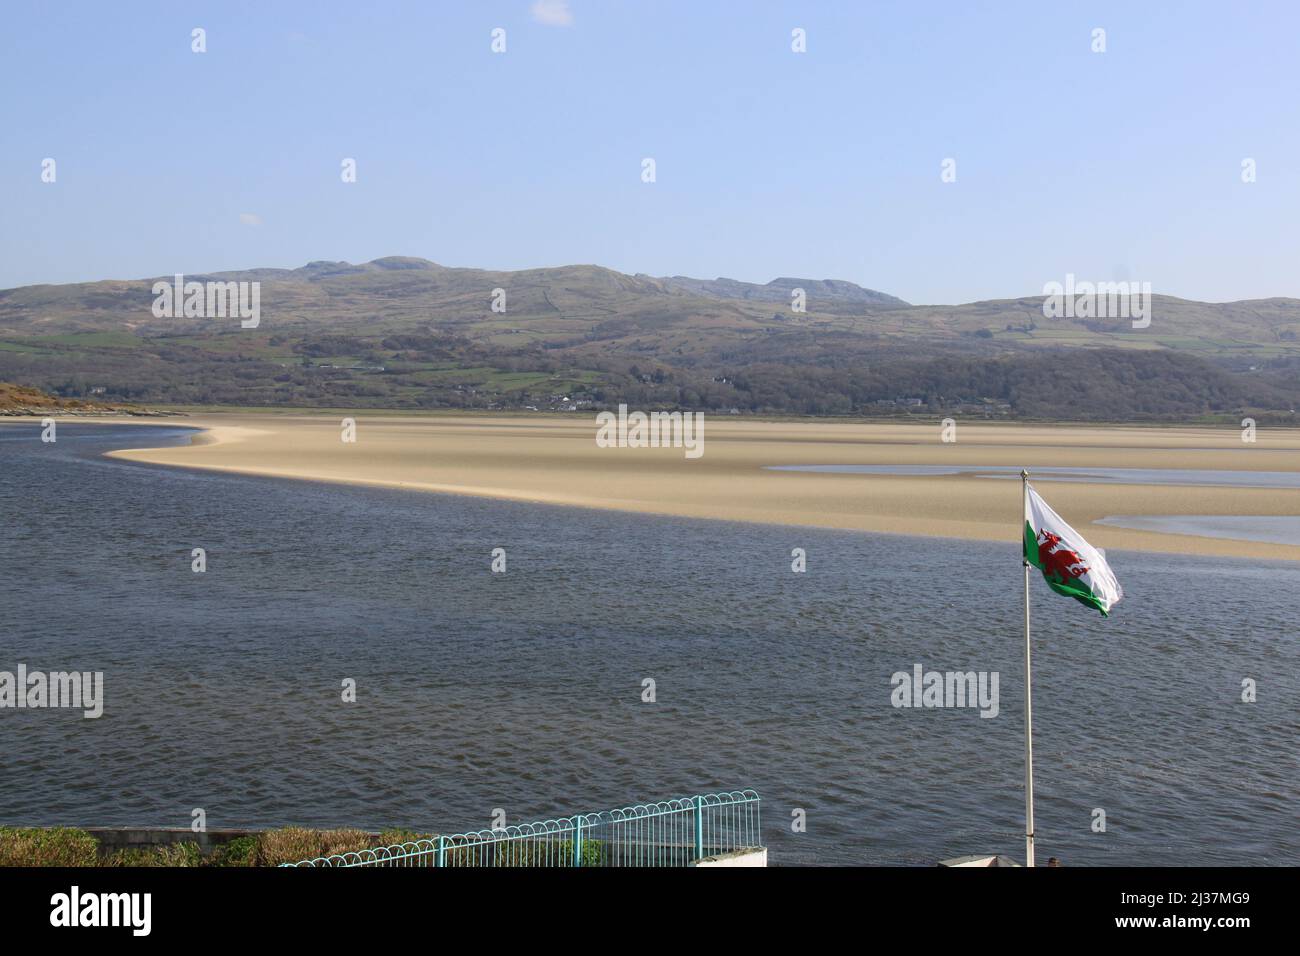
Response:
[586, 349, 1298, 420]
[1, 328, 1295, 423]
[568, 349, 1292, 419]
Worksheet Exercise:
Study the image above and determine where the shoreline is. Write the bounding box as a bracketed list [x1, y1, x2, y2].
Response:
[11, 413, 1300, 561]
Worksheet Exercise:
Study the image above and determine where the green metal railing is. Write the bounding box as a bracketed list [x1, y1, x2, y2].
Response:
[281, 790, 761, 868]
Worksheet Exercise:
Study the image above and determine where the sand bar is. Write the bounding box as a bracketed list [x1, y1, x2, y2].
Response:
[34, 413, 1300, 560]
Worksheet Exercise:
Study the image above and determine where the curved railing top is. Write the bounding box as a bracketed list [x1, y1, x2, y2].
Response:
[280, 789, 761, 867]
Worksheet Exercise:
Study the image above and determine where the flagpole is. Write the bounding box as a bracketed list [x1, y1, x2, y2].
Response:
[1021, 468, 1036, 868]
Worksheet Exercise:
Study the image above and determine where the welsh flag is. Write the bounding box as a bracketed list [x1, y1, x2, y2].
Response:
[1023, 484, 1124, 616]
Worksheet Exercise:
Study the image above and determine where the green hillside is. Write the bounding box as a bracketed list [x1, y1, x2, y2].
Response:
[1, 258, 1297, 421]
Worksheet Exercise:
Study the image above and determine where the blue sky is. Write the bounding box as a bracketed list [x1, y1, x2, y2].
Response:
[3, 1, 1297, 303]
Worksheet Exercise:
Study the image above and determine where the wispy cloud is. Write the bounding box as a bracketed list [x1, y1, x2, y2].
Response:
[239, 213, 262, 227]
[531, 0, 573, 27]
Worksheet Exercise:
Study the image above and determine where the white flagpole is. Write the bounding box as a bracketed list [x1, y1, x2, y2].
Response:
[1021, 468, 1036, 868]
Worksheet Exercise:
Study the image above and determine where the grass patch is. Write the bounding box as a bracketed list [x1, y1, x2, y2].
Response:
[0, 826, 619, 867]
[0, 826, 376, 867]
[207, 835, 258, 867]
[0, 827, 99, 867]
[251, 828, 376, 867]
[104, 843, 203, 867]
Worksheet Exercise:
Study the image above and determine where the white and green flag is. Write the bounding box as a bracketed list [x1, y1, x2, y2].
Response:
[1023, 484, 1124, 616]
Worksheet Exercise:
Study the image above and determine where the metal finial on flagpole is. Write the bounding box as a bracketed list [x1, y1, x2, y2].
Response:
[1021, 468, 1035, 867]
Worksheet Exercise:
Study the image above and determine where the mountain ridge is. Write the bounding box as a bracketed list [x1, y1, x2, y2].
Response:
[4, 258, 1297, 344]
[1, 258, 1298, 420]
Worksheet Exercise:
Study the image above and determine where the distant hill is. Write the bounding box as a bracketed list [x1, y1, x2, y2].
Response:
[3, 257, 1297, 358]
[656, 274, 910, 311]
[0, 258, 1297, 421]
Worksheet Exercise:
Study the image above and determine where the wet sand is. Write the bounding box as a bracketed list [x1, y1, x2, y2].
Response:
[87, 413, 1300, 561]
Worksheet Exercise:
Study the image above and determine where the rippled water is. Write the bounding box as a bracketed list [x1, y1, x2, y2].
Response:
[2, 423, 1297, 865]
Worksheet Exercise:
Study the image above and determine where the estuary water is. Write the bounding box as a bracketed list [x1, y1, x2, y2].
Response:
[1095, 515, 1300, 548]
[765, 463, 1300, 489]
[1, 423, 1296, 865]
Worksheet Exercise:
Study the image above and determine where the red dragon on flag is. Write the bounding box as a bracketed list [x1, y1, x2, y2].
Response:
[1036, 530, 1091, 583]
